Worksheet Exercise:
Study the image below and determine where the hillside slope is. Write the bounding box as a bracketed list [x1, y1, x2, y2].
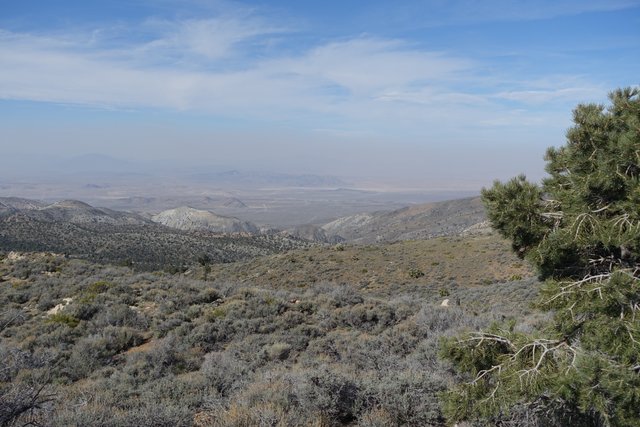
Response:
[321, 196, 485, 243]
[0, 198, 308, 269]
[0, 197, 151, 225]
[0, 232, 538, 426]
[152, 206, 258, 234]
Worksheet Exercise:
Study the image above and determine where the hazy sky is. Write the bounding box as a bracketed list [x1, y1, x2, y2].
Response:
[1, 0, 639, 189]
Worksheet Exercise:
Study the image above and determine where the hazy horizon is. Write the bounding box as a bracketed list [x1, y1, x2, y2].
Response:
[1, 0, 639, 192]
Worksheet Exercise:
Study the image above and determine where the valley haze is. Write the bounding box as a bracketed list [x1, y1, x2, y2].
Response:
[0, 153, 480, 228]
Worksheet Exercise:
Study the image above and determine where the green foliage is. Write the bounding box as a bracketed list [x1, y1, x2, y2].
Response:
[408, 268, 425, 278]
[443, 88, 640, 426]
[86, 280, 113, 294]
[482, 87, 640, 280]
[481, 174, 547, 259]
[48, 312, 80, 328]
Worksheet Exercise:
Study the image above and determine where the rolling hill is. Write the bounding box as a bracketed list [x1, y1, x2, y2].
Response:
[0, 198, 308, 270]
[320, 196, 486, 243]
[152, 206, 259, 234]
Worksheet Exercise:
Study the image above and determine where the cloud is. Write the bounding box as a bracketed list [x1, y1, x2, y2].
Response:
[0, 8, 611, 138]
[265, 38, 470, 95]
[0, 28, 471, 116]
[128, 15, 288, 65]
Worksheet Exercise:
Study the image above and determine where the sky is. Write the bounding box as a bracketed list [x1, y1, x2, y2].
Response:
[0, 0, 639, 189]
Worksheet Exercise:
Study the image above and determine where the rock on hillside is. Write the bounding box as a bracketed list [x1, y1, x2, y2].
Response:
[321, 196, 486, 243]
[152, 206, 258, 234]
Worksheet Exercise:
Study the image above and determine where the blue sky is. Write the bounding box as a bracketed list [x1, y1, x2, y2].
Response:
[1, 0, 639, 188]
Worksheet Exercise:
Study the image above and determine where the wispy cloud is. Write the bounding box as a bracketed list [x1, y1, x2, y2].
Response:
[126, 15, 288, 66]
[0, 7, 612, 136]
[0, 28, 471, 113]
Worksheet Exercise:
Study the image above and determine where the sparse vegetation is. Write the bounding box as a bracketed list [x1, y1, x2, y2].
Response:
[0, 230, 538, 426]
[0, 216, 310, 270]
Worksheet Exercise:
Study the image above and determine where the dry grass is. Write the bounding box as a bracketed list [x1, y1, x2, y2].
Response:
[208, 232, 534, 292]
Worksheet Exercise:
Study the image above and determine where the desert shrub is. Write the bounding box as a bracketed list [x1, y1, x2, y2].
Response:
[0, 345, 56, 426]
[0, 309, 27, 331]
[11, 261, 32, 280]
[137, 373, 209, 413]
[361, 368, 447, 426]
[374, 323, 421, 358]
[36, 292, 56, 311]
[188, 321, 235, 352]
[202, 400, 298, 427]
[155, 314, 188, 338]
[0, 377, 56, 427]
[66, 300, 100, 321]
[5, 288, 30, 304]
[196, 288, 222, 304]
[140, 334, 199, 377]
[334, 302, 398, 332]
[0, 346, 53, 382]
[51, 402, 193, 427]
[261, 342, 292, 361]
[357, 407, 398, 427]
[296, 368, 362, 424]
[204, 307, 227, 321]
[327, 285, 364, 308]
[92, 303, 147, 329]
[200, 351, 249, 396]
[84, 280, 112, 295]
[66, 326, 143, 380]
[413, 304, 483, 336]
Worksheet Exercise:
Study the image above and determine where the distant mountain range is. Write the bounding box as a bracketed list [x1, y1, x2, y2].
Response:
[188, 170, 346, 187]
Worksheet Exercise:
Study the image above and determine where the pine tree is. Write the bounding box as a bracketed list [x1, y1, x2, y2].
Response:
[441, 88, 640, 426]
